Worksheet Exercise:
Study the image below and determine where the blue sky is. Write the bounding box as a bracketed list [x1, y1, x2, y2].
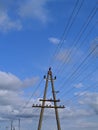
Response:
[0, 0, 98, 130]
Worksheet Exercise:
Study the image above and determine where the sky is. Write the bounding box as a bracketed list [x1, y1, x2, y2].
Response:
[0, 0, 98, 130]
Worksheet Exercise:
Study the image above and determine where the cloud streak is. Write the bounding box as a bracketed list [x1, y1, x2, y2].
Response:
[0, 0, 51, 32]
[0, 11, 22, 32]
[18, 0, 50, 23]
[0, 71, 39, 91]
[48, 37, 60, 44]
[0, 70, 39, 121]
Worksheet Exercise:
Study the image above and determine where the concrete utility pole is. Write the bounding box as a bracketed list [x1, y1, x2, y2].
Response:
[18, 119, 20, 130]
[11, 120, 13, 130]
[32, 68, 65, 130]
[6, 126, 8, 130]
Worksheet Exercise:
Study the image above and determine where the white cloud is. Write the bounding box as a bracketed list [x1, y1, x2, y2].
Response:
[75, 121, 98, 128]
[56, 49, 72, 63]
[55, 48, 84, 64]
[0, 71, 39, 91]
[0, 72, 98, 130]
[74, 83, 84, 88]
[60, 107, 93, 118]
[22, 77, 39, 88]
[0, 90, 23, 106]
[90, 37, 98, 57]
[18, 0, 50, 23]
[0, 71, 22, 90]
[78, 92, 98, 115]
[48, 37, 60, 44]
[0, 70, 39, 120]
[0, 11, 22, 32]
[0, 90, 98, 130]
[0, 0, 51, 32]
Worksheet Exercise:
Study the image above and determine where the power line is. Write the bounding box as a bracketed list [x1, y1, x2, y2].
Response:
[54, 21, 98, 97]
[59, 45, 98, 97]
[19, 78, 43, 113]
[49, 0, 80, 67]
[56, 5, 98, 75]
[54, 0, 85, 73]
[64, 82, 98, 106]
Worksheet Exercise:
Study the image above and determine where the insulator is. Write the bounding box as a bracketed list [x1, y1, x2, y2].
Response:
[49, 67, 51, 71]
[56, 91, 59, 93]
[44, 75, 46, 79]
[54, 76, 56, 80]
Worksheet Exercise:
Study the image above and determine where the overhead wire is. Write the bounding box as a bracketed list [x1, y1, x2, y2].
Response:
[64, 81, 98, 106]
[33, 1, 98, 119]
[21, 1, 97, 117]
[54, 21, 98, 99]
[47, 0, 85, 97]
[52, 8, 98, 100]
[54, 0, 85, 73]
[60, 64, 98, 107]
[19, 78, 43, 115]
[60, 43, 98, 85]
[48, 1, 97, 99]
[47, 0, 84, 98]
[58, 45, 98, 98]
[18, 0, 98, 120]
[49, 0, 80, 67]
[56, 4, 98, 76]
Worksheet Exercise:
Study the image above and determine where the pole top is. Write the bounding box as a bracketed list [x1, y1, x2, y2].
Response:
[48, 67, 52, 75]
[49, 67, 51, 71]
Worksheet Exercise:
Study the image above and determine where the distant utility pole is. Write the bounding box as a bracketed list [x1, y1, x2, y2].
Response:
[18, 119, 20, 130]
[32, 68, 65, 130]
[6, 126, 8, 130]
[11, 120, 13, 130]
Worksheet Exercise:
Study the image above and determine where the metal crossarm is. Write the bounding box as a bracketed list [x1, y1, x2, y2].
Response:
[39, 99, 60, 102]
[32, 104, 65, 108]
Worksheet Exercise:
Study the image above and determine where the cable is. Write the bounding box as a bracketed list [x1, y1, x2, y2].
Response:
[53, 21, 98, 99]
[59, 45, 98, 97]
[49, 0, 80, 66]
[19, 78, 43, 113]
[64, 82, 98, 106]
[54, 0, 85, 73]
[56, 6, 98, 75]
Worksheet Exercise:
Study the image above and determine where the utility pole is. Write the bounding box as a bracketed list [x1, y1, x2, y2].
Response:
[18, 119, 20, 130]
[6, 126, 8, 130]
[32, 68, 65, 130]
[11, 120, 13, 130]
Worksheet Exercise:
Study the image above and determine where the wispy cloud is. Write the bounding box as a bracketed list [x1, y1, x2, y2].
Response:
[48, 37, 60, 44]
[0, 11, 22, 32]
[74, 83, 84, 88]
[79, 92, 98, 114]
[18, 0, 50, 23]
[55, 48, 84, 64]
[0, 70, 39, 120]
[0, 71, 39, 91]
[90, 37, 98, 57]
[0, 0, 51, 32]
[55, 49, 72, 63]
